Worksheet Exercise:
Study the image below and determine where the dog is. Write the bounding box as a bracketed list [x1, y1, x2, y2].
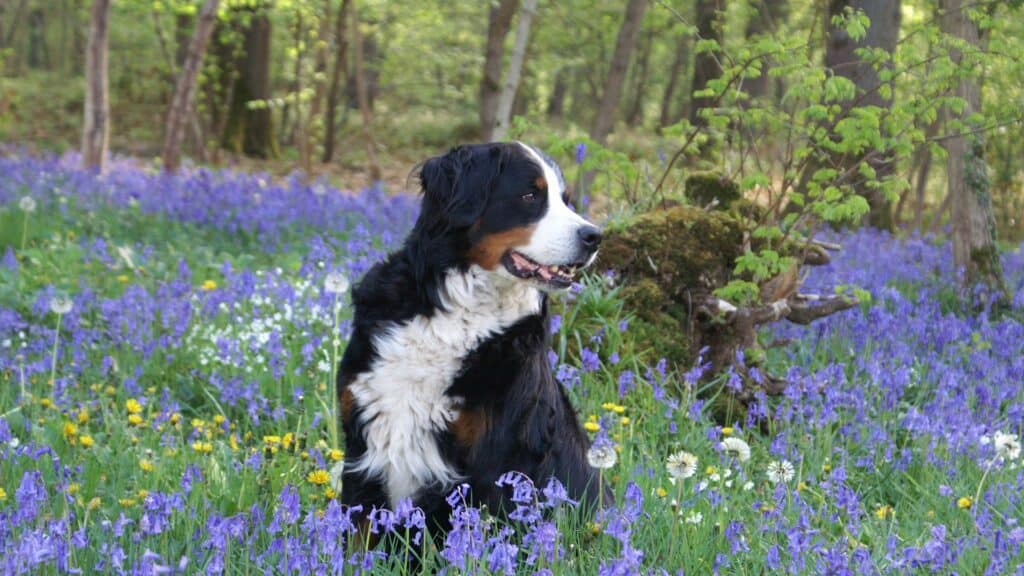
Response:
[336, 142, 604, 533]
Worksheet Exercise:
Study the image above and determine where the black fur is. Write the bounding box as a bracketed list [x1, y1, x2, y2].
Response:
[337, 142, 602, 534]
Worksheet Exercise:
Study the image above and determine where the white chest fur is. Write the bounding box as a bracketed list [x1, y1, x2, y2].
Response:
[347, 267, 541, 507]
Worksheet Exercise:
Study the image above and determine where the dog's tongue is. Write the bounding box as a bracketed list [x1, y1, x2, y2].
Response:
[510, 251, 535, 271]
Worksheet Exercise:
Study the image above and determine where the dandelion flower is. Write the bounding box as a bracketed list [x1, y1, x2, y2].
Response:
[0, 487, 6, 501]
[874, 504, 894, 519]
[308, 469, 331, 485]
[325, 272, 350, 294]
[126, 398, 143, 414]
[587, 443, 618, 469]
[666, 450, 698, 480]
[200, 280, 218, 291]
[766, 460, 795, 485]
[994, 431, 1021, 460]
[583, 421, 600, 433]
[721, 426, 734, 436]
[80, 435, 94, 448]
[329, 449, 344, 462]
[957, 496, 972, 510]
[719, 437, 751, 463]
[19, 196, 37, 213]
[139, 459, 155, 473]
[50, 295, 73, 315]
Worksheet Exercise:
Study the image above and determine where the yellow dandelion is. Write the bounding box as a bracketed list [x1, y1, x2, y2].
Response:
[66, 483, 80, 495]
[170, 413, 182, 425]
[282, 432, 294, 450]
[874, 505, 894, 519]
[117, 274, 130, 283]
[705, 465, 717, 476]
[138, 489, 149, 499]
[192, 441, 213, 454]
[307, 469, 330, 485]
[589, 522, 601, 535]
[583, 421, 600, 433]
[325, 487, 338, 499]
[87, 497, 101, 510]
[63, 422, 78, 442]
[229, 434, 239, 451]
[128, 414, 143, 426]
[79, 435, 94, 448]
[119, 498, 137, 507]
[601, 402, 626, 414]
[0, 488, 5, 501]
[201, 280, 218, 291]
[330, 449, 344, 462]
[721, 427, 734, 436]
[139, 459, 155, 472]
[264, 435, 281, 445]
[656, 487, 668, 498]
[620, 417, 630, 425]
[125, 398, 143, 414]
[213, 414, 226, 426]
[586, 414, 598, 423]
[77, 409, 90, 424]
[104, 385, 116, 396]
[40, 398, 52, 409]
[797, 481, 807, 492]
[957, 496, 972, 510]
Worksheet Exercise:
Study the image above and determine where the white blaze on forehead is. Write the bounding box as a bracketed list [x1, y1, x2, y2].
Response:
[516, 142, 595, 265]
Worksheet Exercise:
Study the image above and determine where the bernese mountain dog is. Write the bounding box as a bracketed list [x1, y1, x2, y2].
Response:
[337, 141, 604, 532]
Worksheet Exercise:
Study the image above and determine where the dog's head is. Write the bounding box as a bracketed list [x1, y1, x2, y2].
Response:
[411, 142, 601, 297]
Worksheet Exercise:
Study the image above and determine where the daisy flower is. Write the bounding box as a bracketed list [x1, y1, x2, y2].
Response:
[719, 437, 751, 463]
[666, 450, 698, 480]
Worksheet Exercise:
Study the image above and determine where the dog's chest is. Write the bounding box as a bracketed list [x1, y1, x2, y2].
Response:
[348, 271, 541, 506]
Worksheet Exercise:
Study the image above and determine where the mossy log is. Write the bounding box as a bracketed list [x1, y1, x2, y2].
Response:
[598, 181, 857, 422]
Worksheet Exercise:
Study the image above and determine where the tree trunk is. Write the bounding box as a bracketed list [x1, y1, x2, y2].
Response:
[626, 24, 655, 125]
[352, 5, 380, 181]
[175, 11, 194, 67]
[221, 10, 276, 159]
[825, 0, 901, 230]
[163, 0, 220, 173]
[479, 0, 519, 141]
[491, 0, 537, 142]
[940, 0, 1008, 301]
[82, 0, 110, 172]
[305, 0, 332, 166]
[322, 0, 352, 163]
[743, 0, 788, 101]
[547, 67, 569, 120]
[659, 35, 687, 128]
[590, 0, 647, 143]
[689, 0, 722, 126]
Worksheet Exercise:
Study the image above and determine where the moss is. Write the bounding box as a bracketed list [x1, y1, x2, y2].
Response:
[685, 172, 741, 208]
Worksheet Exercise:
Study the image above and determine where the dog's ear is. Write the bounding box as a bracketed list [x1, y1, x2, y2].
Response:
[420, 145, 502, 229]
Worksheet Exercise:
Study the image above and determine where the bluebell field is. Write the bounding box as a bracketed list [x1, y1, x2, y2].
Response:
[1, 152, 1024, 574]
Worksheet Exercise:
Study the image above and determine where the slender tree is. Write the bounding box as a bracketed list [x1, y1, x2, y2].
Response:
[322, 0, 352, 163]
[480, 0, 519, 141]
[591, 0, 647, 143]
[659, 35, 688, 127]
[940, 0, 1008, 301]
[825, 0, 901, 230]
[491, 0, 537, 141]
[743, 0, 788, 101]
[82, 0, 110, 172]
[163, 0, 220, 172]
[689, 0, 722, 126]
[351, 3, 381, 181]
[221, 8, 277, 158]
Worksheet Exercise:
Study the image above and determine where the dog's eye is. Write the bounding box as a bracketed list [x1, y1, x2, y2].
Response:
[521, 192, 537, 203]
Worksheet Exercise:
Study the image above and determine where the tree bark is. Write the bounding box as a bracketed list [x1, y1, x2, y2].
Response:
[590, 0, 647, 143]
[163, 0, 220, 173]
[352, 5, 380, 181]
[221, 10, 276, 159]
[825, 0, 901, 230]
[82, 0, 110, 172]
[626, 24, 654, 125]
[491, 0, 537, 142]
[940, 0, 1008, 301]
[322, 0, 352, 163]
[689, 0, 722, 126]
[480, 0, 519, 141]
[659, 35, 687, 128]
[547, 67, 569, 120]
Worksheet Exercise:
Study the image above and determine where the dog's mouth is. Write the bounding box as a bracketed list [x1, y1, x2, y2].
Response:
[501, 250, 585, 289]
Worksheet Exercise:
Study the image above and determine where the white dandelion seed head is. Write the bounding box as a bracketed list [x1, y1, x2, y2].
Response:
[19, 196, 37, 213]
[587, 443, 618, 470]
[685, 510, 703, 524]
[666, 450, 698, 480]
[994, 431, 1021, 461]
[766, 459, 796, 485]
[50, 295, 73, 315]
[719, 437, 751, 463]
[325, 272, 349, 294]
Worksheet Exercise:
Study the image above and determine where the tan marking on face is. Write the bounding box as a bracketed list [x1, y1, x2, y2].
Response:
[535, 176, 547, 191]
[467, 225, 536, 270]
[450, 408, 489, 449]
[339, 386, 355, 423]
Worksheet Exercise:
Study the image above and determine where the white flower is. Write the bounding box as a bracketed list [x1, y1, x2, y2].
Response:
[19, 196, 37, 213]
[684, 510, 703, 524]
[325, 272, 350, 294]
[719, 437, 751, 463]
[330, 459, 345, 492]
[587, 443, 618, 469]
[666, 450, 698, 480]
[742, 481, 754, 491]
[50, 295, 73, 315]
[994, 431, 1021, 461]
[766, 459, 795, 485]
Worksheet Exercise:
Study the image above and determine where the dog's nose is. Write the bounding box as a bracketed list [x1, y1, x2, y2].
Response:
[577, 225, 602, 250]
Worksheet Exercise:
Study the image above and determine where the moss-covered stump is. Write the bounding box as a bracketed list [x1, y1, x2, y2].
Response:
[599, 198, 857, 424]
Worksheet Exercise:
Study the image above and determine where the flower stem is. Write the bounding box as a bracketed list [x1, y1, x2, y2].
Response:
[50, 313, 63, 396]
[330, 293, 341, 450]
